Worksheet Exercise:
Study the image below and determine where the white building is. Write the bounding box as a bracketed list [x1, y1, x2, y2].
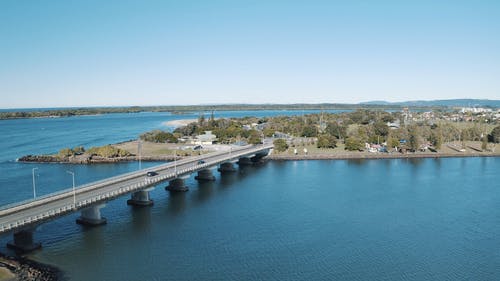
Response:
[194, 131, 217, 145]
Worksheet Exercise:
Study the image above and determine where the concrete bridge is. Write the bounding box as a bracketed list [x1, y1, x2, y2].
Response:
[0, 143, 273, 252]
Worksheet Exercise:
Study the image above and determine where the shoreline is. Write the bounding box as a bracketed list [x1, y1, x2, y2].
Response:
[18, 150, 500, 164]
[17, 155, 178, 164]
[0, 253, 62, 281]
[267, 152, 500, 161]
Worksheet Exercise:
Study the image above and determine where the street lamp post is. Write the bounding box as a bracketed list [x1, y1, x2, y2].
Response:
[32, 167, 38, 199]
[174, 150, 177, 175]
[66, 171, 76, 207]
[138, 139, 142, 170]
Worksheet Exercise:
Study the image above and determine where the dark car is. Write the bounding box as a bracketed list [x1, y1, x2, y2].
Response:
[197, 160, 205, 164]
[146, 171, 158, 177]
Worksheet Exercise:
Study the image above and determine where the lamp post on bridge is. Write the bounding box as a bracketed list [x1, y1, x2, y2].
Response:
[138, 139, 142, 170]
[174, 149, 177, 175]
[32, 167, 38, 199]
[66, 171, 76, 207]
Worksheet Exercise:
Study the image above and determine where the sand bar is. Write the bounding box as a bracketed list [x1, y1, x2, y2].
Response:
[163, 119, 197, 128]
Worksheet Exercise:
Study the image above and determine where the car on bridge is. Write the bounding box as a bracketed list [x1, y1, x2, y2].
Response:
[146, 171, 158, 177]
[197, 160, 205, 164]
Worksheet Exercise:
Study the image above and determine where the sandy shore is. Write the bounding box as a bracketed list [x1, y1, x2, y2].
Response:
[163, 119, 197, 128]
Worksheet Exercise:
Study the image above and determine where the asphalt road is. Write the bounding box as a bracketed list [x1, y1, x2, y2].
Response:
[0, 144, 272, 235]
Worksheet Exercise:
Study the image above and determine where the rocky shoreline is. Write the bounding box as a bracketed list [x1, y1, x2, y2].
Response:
[18, 154, 177, 164]
[0, 253, 63, 281]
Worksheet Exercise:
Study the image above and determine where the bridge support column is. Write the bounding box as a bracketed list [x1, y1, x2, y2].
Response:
[7, 228, 41, 253]
[127, 189, 154, 206]
[237, 157, 253, 166]
[218, 162, 236, 173]
[166, 178, 188, 192]
[194, 169, 216, 181]
[76, 204, 107, 226]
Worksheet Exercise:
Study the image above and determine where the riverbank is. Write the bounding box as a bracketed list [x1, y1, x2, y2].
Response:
[269, 141, 499, 160]
[0, 253, 62, 281]
[268, 152, 500, 160]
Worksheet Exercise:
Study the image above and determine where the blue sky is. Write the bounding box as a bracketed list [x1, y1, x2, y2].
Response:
[0, 0, 499, 108]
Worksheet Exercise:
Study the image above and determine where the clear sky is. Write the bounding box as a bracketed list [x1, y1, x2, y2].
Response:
[0, 0, 499, 108]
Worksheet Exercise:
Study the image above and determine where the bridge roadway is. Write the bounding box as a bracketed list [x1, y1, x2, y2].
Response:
[0, 143, 273, 239]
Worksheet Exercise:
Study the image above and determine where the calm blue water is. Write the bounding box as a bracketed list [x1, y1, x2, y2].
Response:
[0, 111, 499, 281]
[0, 110, 345, 206]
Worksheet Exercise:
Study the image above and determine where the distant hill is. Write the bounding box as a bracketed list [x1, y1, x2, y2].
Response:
[360, 99, 500, 108]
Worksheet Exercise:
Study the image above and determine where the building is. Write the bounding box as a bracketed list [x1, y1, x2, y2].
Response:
[194, 131, 217, 145]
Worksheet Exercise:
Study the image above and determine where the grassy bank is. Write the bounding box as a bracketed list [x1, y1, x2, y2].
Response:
[269, 141, 499, 160]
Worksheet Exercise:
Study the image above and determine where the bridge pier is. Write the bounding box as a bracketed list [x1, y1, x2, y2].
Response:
[218, 162, 236, 173]
[127, 188, 154, 206]
[237, 157, 253, 166]
[166, 178, 188, 192]
[194, 169, 216, 181]
[7, 228, 41, 253]
[76, 204, 107, 226]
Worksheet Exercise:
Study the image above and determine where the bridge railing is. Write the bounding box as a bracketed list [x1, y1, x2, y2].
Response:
[0, 144, 273, 217]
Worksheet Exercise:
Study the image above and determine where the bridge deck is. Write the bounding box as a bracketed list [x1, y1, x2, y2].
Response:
[0, 144, 272, 235]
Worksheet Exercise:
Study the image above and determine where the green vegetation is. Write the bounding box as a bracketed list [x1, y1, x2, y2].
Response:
[316, 134, 337, 148]
[174, 115, 264, 144]
[273, 139, 288, 152]
[489, 125, 500, 143]
[58, 146, 85, 158]
[170, 108, 498, 154]
[87, 145, 132, 158]
[140, 130, 178, 143]
[344, 136, 364, 151]
[57, 145, 131, 158]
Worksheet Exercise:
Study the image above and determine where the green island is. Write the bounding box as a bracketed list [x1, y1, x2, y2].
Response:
[18, 108, 500, 163]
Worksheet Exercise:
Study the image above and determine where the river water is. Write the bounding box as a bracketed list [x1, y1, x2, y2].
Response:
[1, 111, 499, 280]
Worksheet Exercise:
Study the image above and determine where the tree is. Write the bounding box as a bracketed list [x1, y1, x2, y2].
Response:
[263, 128, 275, 137]
[301, 125, 317, 137]
[247, 130, 262, 145]
[58, 148, 74, 157]
[209, 111, 216, 127]
[429, 130, 442, 149]
[408, 125, 420, 152]
[489, 125, 500, 143]
[273, 139, 288, 152]
[87, 145, 131, 158]
[140, 130, 178, 143]
[198, 113, 205, 126]
[373, 121, 389, 137]
[344, 136, 364, 151]
[481, 136, 488, 151]
[325, 122, 346, 140]
[317, 135, 337, 149]
[387, 137, 400, 150]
